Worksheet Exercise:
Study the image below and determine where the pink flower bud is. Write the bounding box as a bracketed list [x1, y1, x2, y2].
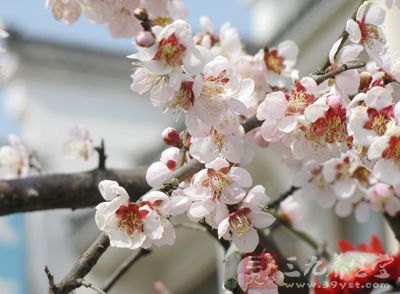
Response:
[327, 94, 341, 108]
[162, 127, 181, 147]
[136, 30, 155, 48]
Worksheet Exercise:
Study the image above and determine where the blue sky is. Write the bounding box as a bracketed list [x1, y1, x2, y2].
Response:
[0, 0, 251, 137]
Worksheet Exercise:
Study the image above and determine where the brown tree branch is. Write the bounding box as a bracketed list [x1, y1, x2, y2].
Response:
[0, 167, 150, 216]
[94, 139, 107, 170]
[270, 186, 299, 208]
[48, 233, 110, 294]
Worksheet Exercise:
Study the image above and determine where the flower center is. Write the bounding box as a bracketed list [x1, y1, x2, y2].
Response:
[211, 129, 225, 150]
[311, 174, 326, 189]
[115, 204, 148, 237]
[203, 167, 232, 198]
[171, 81, 195, 110]
[307, 106, 346, 144]
[335, 157, 351, 180]
[358, 18, 384, 48]
[363, 107, 393, 136]
[264, 49, 285, 74]
[229, 208, 251, 237]
[201, 73, 229, 98]
[154, 33, 186, 67]
[382, 136, 400, 164]
[286, 86, 315, 115]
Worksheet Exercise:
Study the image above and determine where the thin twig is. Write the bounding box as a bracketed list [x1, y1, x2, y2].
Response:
[77, 279, 107, 294]
[272, 213, 334, 261]
[48, 233, 110, 294]
[312, 62, 365, 85]
[102, 249, 151, 292]
[270, 186, 299, 208]
[44, 266, 57, 292]
[316, 0, 368, 73]
[94, 139, 107, 170]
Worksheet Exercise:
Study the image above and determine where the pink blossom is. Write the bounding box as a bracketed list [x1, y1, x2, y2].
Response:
[291, 94, 347, 161]
[95, 180, 175, 249]
[345, 2, 387, 62]
[217, 185, 275, 252]
[130, 20, 206, 75]
[257, 75, 319, 143]
[79, 0, 114, 24]
[46, 0, 81, 24]
[327, 39, 363, 96]
[279, 196, 303, 231]
[368, 125, 400, 185]
[146, 147, 180, 187]
[63, 125, 93, 160]
[184, 158, 252, 227]
[0, 135, 30, 180]
[348, 86, 394, 146]
[366, 183, 400, 217]
[262, 40, 299, 87]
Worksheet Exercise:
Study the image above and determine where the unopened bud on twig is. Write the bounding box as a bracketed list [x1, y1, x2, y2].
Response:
[136, 30, 155, 47]
[162, 127, 182, 147]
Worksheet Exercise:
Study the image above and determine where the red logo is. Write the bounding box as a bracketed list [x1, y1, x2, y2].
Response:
[238, 251, 279, 292]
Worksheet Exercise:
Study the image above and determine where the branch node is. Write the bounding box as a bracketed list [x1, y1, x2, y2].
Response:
[44, 266, 57, 293]
[94, 139, 107, 170]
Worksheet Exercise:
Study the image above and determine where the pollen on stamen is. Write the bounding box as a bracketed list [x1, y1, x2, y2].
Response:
[154, 33, 187, 67]
[115, 204, 146, 237]
[264, 49, 285, 74]
[229, 210, 251, 237]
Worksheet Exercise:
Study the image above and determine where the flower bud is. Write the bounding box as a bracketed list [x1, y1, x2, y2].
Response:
[136, 30, 155, 48]
[134, 8, 148, 21]
[162, 127, 181, 147]
[359, 71, 372, 90]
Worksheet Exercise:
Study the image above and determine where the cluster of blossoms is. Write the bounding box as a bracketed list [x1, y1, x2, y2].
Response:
[40, 0, 400, 292]
[46, 0, 187, 39]
[97, 157, 276, 253]
[94, 0, 400, 255]
[0, 124, 94, 180]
